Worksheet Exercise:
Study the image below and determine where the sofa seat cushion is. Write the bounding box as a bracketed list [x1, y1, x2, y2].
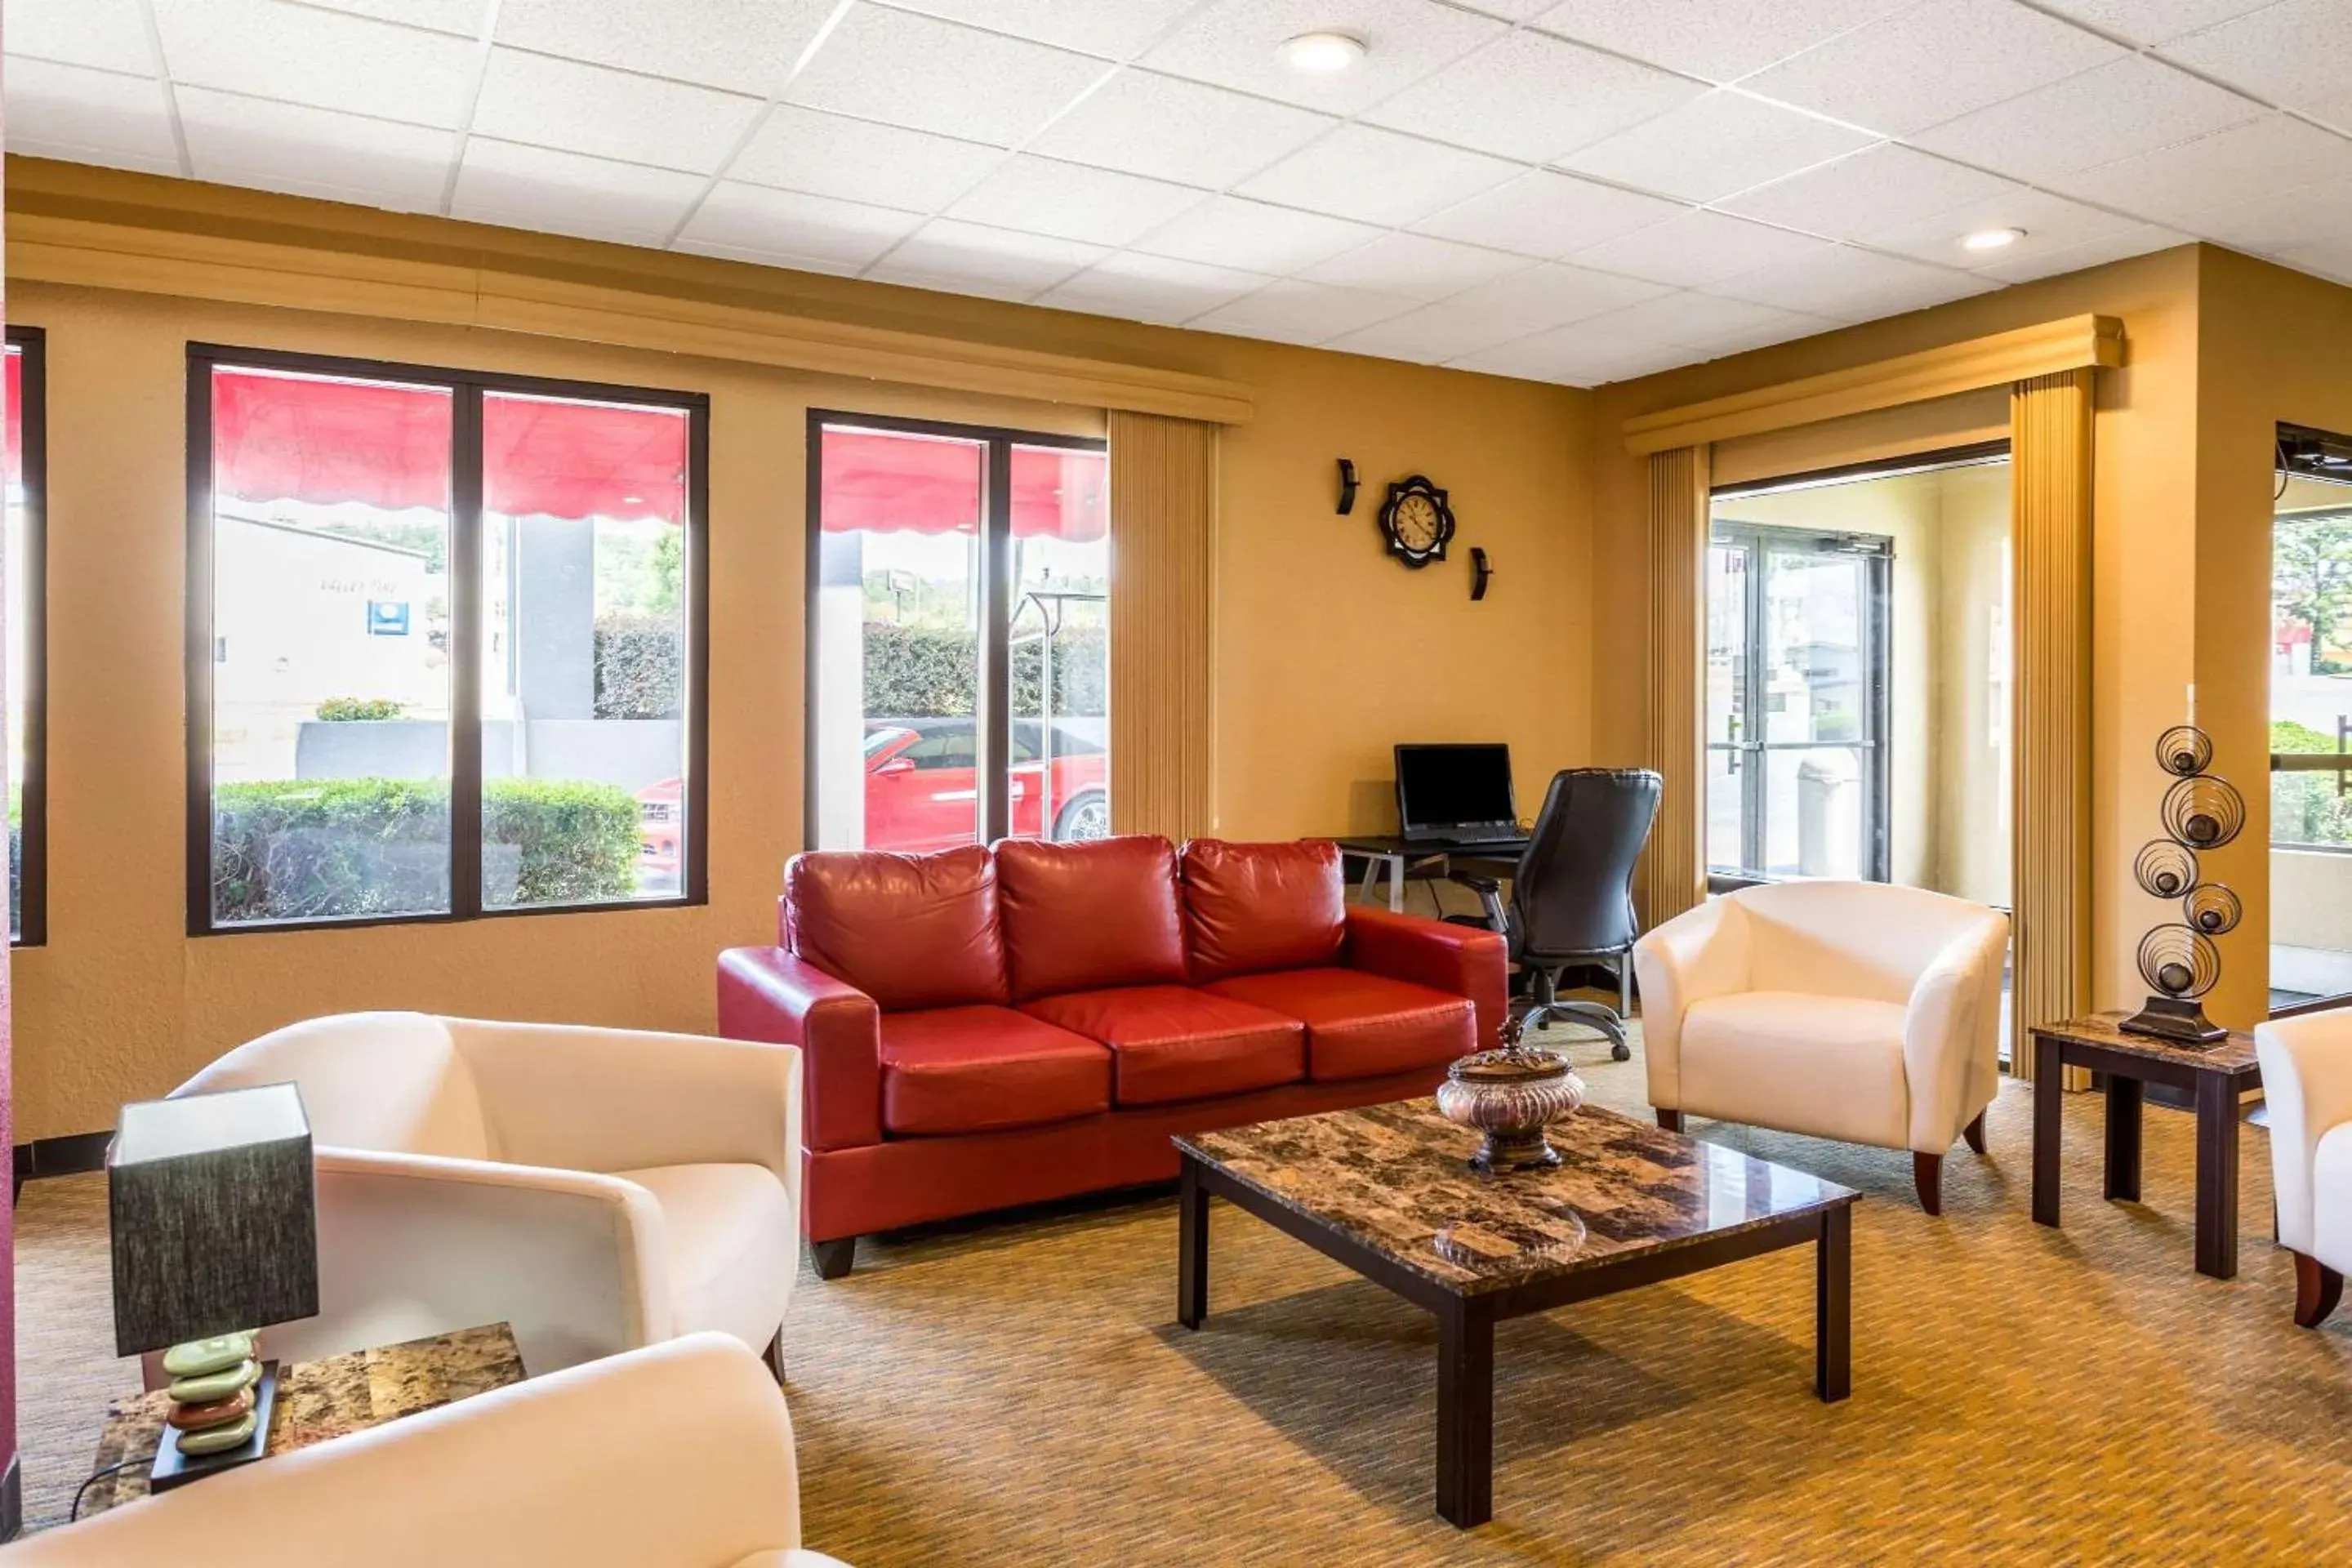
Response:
[1020, 985, 1304, 1107]
[614, 1163, 797, 1350]
[2315, 1121, 2352, 1276]
[1205, 968, 1474, 1082]
[877, 1005, 1111, 1137]
[1679, 991, 1909, 1151]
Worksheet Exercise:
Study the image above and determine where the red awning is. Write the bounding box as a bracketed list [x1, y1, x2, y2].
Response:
[4, 349, 21, 488]
[210, 367, 689, 524]
[818, 427, 1106, 542]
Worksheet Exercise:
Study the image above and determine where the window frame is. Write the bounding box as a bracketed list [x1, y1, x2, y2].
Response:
[803, 409, 1107, 851]
[8, 325, 47, 948]
[184, 342, 710, 936]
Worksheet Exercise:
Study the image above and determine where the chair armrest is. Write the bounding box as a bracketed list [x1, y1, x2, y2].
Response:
[719, 947, 883, 1152]
[1344, 906, 1508, 1049]
[1899, 910, 2011, 1152]
[447, 1018, 799, 1191]
[2257, 1011, 2352, 1254]
[1632, 899, 1751, 1108]
[1445, 870, 1508, 933]
[35, 1336, 809, 1568]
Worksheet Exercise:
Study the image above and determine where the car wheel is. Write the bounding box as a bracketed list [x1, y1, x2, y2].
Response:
[1053, 791, 1111, 842]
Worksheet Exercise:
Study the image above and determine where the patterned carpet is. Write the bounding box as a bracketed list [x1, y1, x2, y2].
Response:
[16, 1041, 2352, 1561]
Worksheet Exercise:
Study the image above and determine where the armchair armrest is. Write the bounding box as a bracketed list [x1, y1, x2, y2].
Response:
[2257, 1011, 2352, 1254]
[1632, 898, 1751, 1108]
[719, 947, 883, 1152]
[1899, 910, 2011, 1152]
[1344, 906, 1508, 1049]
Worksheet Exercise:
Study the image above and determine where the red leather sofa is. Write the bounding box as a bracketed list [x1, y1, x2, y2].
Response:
[717, 835, 1506, 1276]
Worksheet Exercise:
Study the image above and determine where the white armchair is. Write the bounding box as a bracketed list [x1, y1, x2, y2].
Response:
[173, 1012, 801, 1378]
[7, 1334, 849, 1568]
[2255, 1010, 2352, 1328]
[1633, 881, 2010, 1214]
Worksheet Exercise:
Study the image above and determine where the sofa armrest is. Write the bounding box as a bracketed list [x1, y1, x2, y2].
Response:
[1344, 906, 1508, 1049]
[719, 947, 884, 1152]
[1900, 910, 2011, 1152]
[2257, 1011, 2352, 1255]
[1632, 899, 1750, 1109]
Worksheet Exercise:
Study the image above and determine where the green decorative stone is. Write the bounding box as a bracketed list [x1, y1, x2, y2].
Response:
[175, 1411, 257, 1456]
[167, 1361, 259, 1405]
[162, 1334, 256, 1379]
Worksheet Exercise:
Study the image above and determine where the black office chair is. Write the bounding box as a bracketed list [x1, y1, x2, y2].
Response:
[1447, 768, 1662, 1062]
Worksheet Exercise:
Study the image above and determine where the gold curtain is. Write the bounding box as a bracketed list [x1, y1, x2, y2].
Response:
[2008, 369, 2096, 1083]
[1636, 444, 1709, 930]
[1107, 410, 1215, 840]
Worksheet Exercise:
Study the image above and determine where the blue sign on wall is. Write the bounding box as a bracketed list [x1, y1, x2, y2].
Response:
[368, 600, 412, 636]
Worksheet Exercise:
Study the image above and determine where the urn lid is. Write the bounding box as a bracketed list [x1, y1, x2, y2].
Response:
[1447, 1045, 1572, 1085]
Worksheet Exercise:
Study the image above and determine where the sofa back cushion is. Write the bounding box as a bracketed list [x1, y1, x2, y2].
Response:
[785, 845, 1009, 1011]
[1180, 839, 1347, 982]
[996, 835, 1187, 999]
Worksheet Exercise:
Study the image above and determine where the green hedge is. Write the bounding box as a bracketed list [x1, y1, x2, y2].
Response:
[315, 697, 407, 722]
[862, 621, 1106, 718]
[211, 776, 641, 923]
[595, 614, 684, 720]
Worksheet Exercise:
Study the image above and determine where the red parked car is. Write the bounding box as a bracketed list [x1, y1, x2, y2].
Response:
[635, 717, 1107, 871]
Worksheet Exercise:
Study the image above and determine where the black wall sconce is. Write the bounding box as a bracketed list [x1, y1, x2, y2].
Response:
[1336, 458, 1358, 515]
[1469, 547, 1492, 601]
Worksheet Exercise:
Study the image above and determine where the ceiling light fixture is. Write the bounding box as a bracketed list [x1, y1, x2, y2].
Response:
[1962, 227, 2026, 252]
[1282, 31, 1366, 73]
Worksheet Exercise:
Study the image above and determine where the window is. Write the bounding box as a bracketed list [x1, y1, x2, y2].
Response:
[186, 345, 706, 933]
[807, 413, 1108, 851]
[6, 327, 46, 946]
[2270, 422, 2352, 1011]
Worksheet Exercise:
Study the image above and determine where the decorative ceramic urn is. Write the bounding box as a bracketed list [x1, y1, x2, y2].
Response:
[1436, 1017, 1587, 1174]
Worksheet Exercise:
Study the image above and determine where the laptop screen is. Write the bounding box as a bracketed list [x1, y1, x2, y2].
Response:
[1395, 744, 1516, 835]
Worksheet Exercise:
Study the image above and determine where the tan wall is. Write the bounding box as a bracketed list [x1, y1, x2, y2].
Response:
[7, 192, 1592, 1138]
[1933, 463, 2014, 908]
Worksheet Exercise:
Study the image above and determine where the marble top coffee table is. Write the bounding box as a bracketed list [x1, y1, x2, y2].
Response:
[1174, 1100, 1859, 1529]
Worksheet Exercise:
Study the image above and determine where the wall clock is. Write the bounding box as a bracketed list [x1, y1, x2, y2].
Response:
[1379, 475, 1454, 568]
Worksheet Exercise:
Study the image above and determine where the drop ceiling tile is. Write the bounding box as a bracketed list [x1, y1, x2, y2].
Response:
[494, 0, 840, 97]
[1236, 126, 1521, 228]
[150, 0, 481, 128]
[2031, 0, 2277, 46]
[2160, 0, 2352, 126]
[1530, 0, 1910, 84]
[2268, 236, 2352, 288]
[1717, 144, 2021, 243]
[1909, 53, 2265, 182]
[2188, 176, 2352, 255]
[864, 217, 1106, 301]
[782, 5, 1107, 148]
[1865, 189, 2141, 269]
[177, 87, 451, 210]
[1361, 29, 1707, 163]
[2051, 114, 2352, 227]
[1707, 243, 1994, 318]
[870, 0, 1203, 59]
[1141, 0, 1503, 116]
[1187, 280, 1420, 346]
[1032, 252, 1275, 324]
[1132, 194, 1384, 272]
[1447, 321, 1686, 385]
[1414, 169, 1686, 259]
[471, 48, 764, 175]
[1741, 0, 2125, 136]
[1, 56, 180, 174]
[675, 181, 925, 273]
[303, 0, 484, 36]
[947, 155, 1206, 247]
[1440, 262, 1673, 331]
[1030, 70, 1335, 187]
[452, 136, 706, 245]
[1448, 0, 1557, 19]
[1579, 291, 1819, 347]
[3, 0, 157, 74]
[1557, 91, 1878, 204]
[1570, 208, 1838, 287]
[1685, 312, 1844, 356]
[1970, 222, 2191, 283]
[1302, 231, 1534, 300]
[726, 105, 1000, 212]
[1321, 299, 1551, 363]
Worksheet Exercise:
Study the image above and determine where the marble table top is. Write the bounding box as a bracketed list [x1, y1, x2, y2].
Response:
[2030, 1011, 2261, 1076]
[84, 1323, 525, 1516]
[1179, 1099, 1858, 1298]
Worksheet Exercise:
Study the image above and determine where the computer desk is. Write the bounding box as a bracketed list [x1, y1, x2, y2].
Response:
[1330, 833, 1530, 913]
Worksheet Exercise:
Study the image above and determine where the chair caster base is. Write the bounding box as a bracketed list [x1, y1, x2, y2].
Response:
[810, 1236, 857, 1281]
[1610, 1041, 1632, 1062]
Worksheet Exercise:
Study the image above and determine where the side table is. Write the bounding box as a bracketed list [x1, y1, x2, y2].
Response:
[2029, 1013, 2261, 1279]
[81, 1322, 525, 1517]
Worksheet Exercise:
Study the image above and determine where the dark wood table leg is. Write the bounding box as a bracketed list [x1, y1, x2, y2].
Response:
[2033, 1033, 2064, 1228]
[2194, 1072, 2242, 1281]
[1178, 1156, 1209, 1329]
[1816, 1205, 1851, 1403]
[1434, 1302, 1494, 1529]
[2103, 1073, 2143, 1203]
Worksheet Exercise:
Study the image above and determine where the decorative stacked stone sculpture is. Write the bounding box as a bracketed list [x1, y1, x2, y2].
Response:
[161, 1334, 262, 1457]
[1435, 1014, 1587, 1173]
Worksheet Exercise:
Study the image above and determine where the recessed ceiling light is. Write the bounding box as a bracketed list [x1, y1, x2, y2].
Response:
[1282, 32, 1366, 73]
[1962, 227, 2025, 252]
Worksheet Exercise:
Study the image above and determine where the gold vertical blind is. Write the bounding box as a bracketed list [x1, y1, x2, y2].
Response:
[1637, 444, 1709, 931]
[1107, 410, 1215, 840]
[2008, 368, 2096, 1083]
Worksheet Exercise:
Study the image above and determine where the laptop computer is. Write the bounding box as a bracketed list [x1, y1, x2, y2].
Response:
[1394, 743, 1522, 846]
